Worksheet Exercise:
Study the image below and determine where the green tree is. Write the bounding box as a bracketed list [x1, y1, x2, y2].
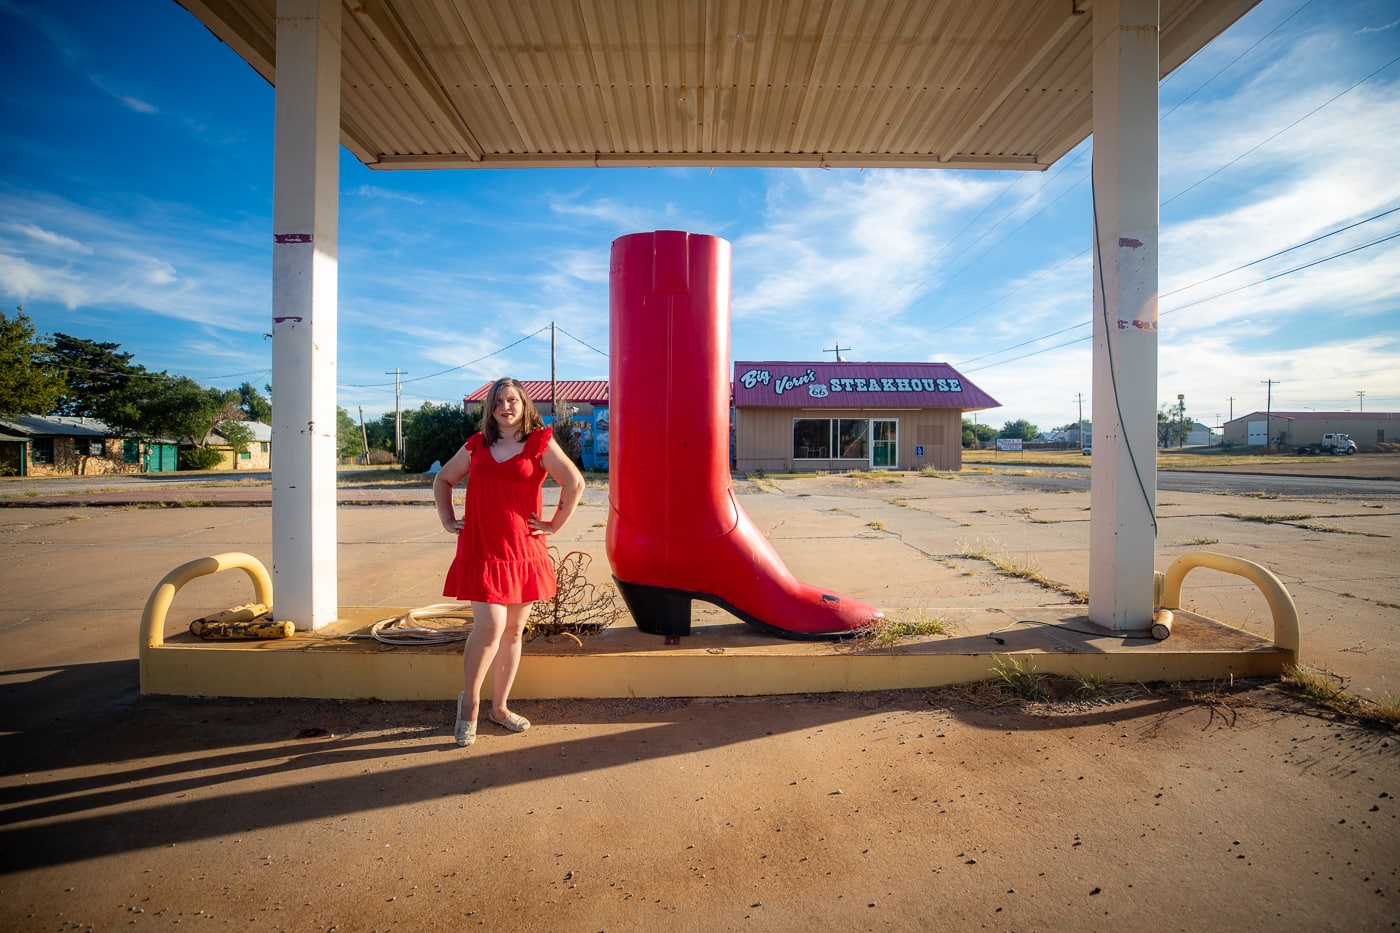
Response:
[336, 406, 364, 462]
[403, 401, 480, 473]
[1157, 405, 1190, 448]
[961, 418, 996, 448]
[46, 332, 141, 417]
[219, 420, 255, 459]
[0, 308, 66, 417]
[238, 382, 272, 423]
[998, 418, 1040, 441]
[140, 377, 240, 448]
[364, 412, 397, 456]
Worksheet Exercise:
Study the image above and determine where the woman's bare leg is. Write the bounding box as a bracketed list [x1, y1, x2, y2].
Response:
[489, 602, 532, 721]
[460, 601, 509, 727]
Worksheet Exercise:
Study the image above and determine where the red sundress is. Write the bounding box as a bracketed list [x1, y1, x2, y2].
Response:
[442, 427, 557, 604]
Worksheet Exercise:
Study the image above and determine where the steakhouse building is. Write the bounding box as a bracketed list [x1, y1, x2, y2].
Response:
[732, 360, 1000, 473]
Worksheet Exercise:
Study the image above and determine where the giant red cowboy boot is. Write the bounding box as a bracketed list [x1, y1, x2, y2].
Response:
[606, 230, 883, 640]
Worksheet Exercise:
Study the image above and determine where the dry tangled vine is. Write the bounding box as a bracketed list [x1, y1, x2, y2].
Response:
[526, 547, 627, 642]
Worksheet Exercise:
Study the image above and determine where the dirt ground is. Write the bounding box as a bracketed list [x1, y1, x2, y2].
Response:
[2, 462, 1398, 931]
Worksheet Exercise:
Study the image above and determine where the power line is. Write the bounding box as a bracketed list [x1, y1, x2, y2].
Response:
[958, 214, 1400, 372]
[337, 325, 552, 389]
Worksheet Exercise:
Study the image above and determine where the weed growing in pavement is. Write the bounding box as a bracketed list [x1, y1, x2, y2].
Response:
[1282, 664, 1400, 729]
[1221, 513, 1377, 536]
[868, 519, 887, 531]
[857, 610, 954, 647]
[955, 540, 1089, 603]
[1180, 537, 1220, 546]
[1222, 512, 1312, 524]
[847, 470, 905, 484]
[993, 656, 1051, 701]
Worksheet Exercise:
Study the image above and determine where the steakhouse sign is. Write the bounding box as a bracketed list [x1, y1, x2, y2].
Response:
[733, 361, 1000, 411]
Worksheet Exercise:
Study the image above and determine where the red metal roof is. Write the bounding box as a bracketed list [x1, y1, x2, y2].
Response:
[464, 380, 610, 406]
[733, 361, 999, 411]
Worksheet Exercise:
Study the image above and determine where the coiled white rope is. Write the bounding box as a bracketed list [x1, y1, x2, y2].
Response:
[366, 604, 475, 645]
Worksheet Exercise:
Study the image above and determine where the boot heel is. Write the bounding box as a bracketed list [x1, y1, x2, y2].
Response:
[615, 578, 694, 637]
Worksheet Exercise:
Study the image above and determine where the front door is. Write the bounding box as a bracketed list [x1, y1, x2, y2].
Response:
[872, 419, 898, 469]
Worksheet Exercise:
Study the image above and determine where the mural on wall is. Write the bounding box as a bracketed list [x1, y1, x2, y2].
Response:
[544, 408, 609, 472]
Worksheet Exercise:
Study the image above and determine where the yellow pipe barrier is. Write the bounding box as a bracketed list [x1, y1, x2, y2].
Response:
[141, 552, 275, 649]
[1160, 552, 1299, 661]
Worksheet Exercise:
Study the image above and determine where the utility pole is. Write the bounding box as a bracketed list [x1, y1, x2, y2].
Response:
[358, 405, 369, 466]
[551, 321, 558, 418]
[1229, 396, 1234, 422]
[1076, 392, 1085, 449]
[1177, 393, 1186, 448]
[824, 344, 850, 362]
[1261, 379, 1279, 452]
[1357, 390, 1365, 412]
[386, 368, 405, 462]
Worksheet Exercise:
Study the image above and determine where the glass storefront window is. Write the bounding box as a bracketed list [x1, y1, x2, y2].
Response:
[837, 419, 868, 459]
[792, 419, 830, 459]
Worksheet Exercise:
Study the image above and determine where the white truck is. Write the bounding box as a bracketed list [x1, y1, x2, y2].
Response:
[1297, 433, 1357, 455]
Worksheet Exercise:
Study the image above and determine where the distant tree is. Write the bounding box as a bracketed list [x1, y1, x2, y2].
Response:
[999, 418, 1039, 440]
[145, 378, 240, 447]
[219, 420, 255, 459]
[364, 413, 397, 456]
[46, 332, 141, 417]
[1157, 405, 1189, 448]
[962, 418, 996, 448]
[336, 406, 364, 462]
[238, 381, 272, 423]
[0, 308, 66, 417]
[403, 401, 480, 473]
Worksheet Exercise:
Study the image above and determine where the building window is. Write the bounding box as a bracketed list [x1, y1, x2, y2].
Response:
[792, 418, 871, 460]
[260, 441, 269, 453]
[793, 419, 830, 459]
[32, 438, 54, 464]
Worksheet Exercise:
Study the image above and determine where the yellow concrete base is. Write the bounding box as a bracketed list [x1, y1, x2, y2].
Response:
[140, 606, 1293, 700]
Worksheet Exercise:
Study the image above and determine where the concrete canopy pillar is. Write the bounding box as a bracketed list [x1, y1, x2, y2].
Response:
[271, 0, 340, 629]
[1088, 0, 1160, 632]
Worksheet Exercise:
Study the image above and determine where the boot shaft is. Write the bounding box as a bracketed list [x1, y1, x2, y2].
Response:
[609, 230, 735, 536]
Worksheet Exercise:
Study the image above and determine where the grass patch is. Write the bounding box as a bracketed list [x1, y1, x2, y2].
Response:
[856, 611, 954, 647]
[1281, 664, 1400, 729]
[992, 656, 1051, 701]
[888, 497, 910, 508]
[1222, 512, 1312, 524]
[846, 470, 906, 484]
[957, 540, 1088, 603]
[1221, 513, 1378, 536]
[867, 519, 887, 531]
[1180, 537, 1220, 546]
[1070, 672, 1109, 696]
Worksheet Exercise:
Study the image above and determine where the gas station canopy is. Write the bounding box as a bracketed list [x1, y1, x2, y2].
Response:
[178, 0, 1258, 172]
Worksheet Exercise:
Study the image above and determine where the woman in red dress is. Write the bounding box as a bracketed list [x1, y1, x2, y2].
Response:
[433, 377, 586, 747]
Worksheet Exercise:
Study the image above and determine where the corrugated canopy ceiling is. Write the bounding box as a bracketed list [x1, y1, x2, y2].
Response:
[177, 0, 1259, 171]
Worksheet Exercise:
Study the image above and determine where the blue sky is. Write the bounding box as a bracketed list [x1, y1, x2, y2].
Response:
[2, 0, 1398, 434]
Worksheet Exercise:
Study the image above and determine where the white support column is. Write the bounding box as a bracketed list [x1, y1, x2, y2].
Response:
[1088, 0, 1159, 632]
[271, 0, 340, 629]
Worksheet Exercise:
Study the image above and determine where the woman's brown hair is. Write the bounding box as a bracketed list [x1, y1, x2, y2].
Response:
[480, 377, 546, 445]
